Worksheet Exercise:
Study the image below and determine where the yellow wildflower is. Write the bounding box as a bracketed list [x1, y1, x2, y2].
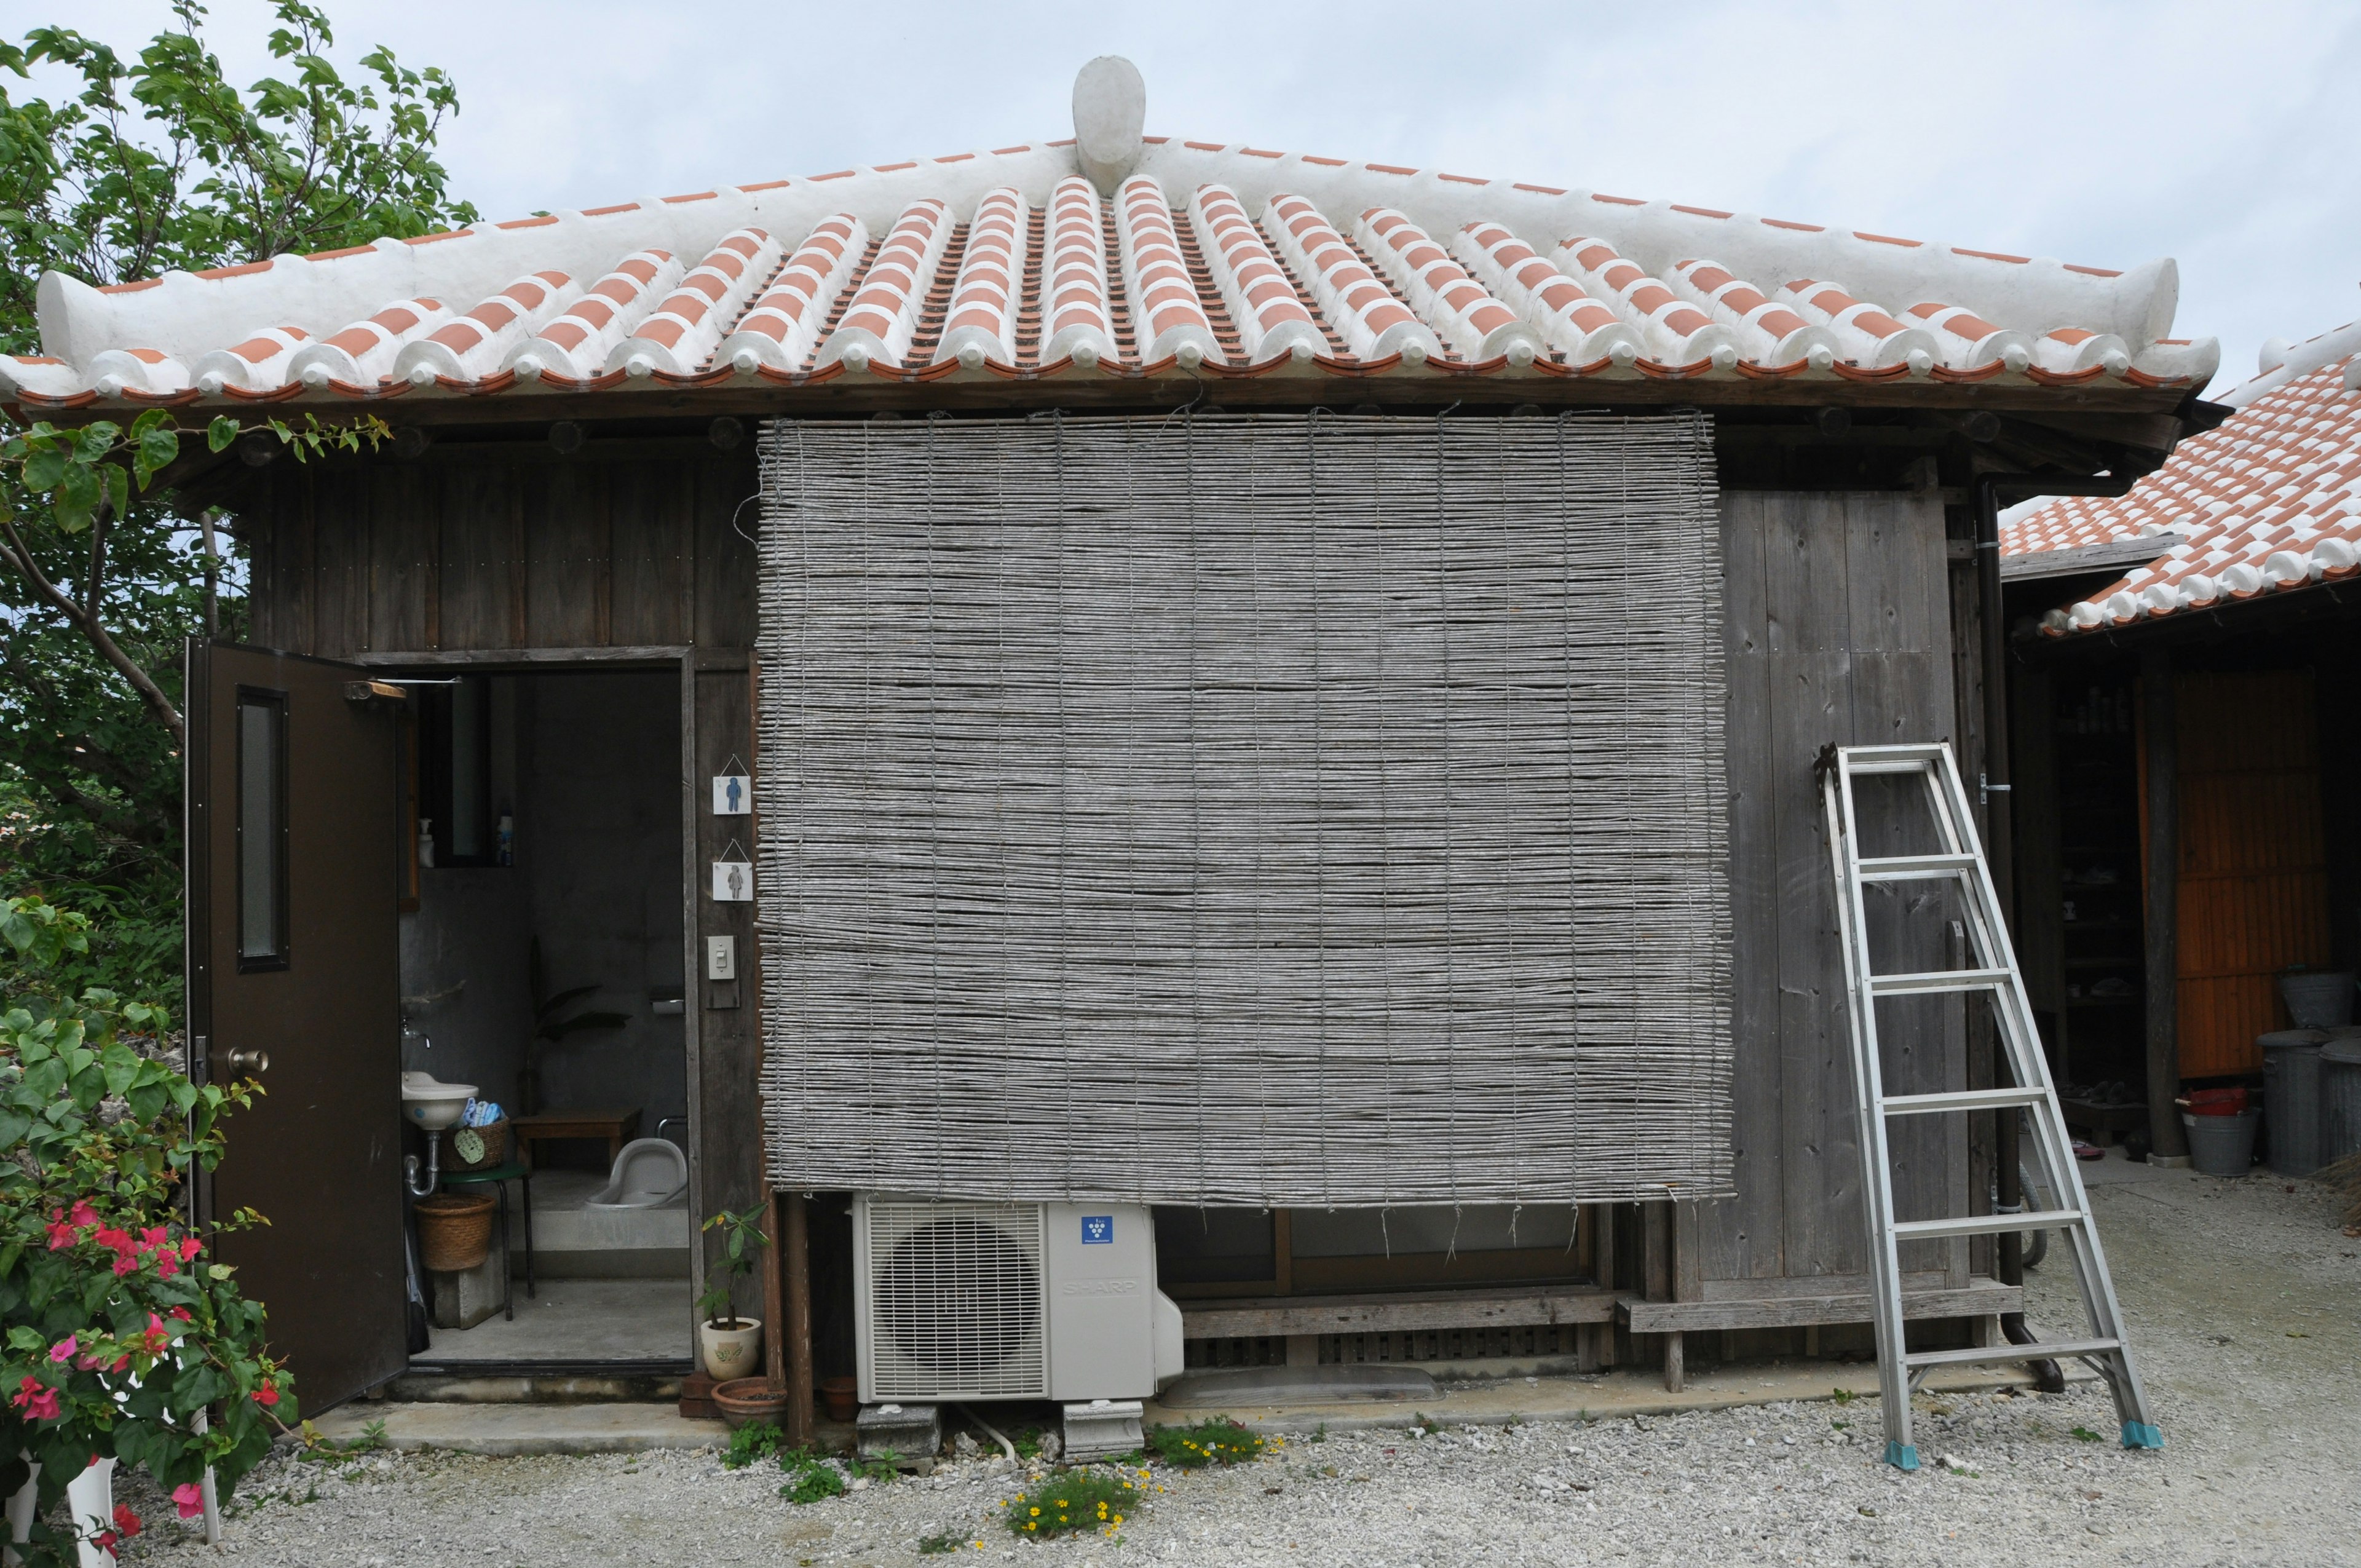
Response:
[1029, 1507, 1040, 1516]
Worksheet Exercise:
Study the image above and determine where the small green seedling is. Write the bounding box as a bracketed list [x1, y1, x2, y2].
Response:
[850, 1449, 901, 1485]
[777, 1446, 845, 1504]
[917, 1532, 962, 1555]
[1830, 1388, 1857, 1405]
[723, 1420, 786, 1470]
[2070, 1426, 2103, 1443]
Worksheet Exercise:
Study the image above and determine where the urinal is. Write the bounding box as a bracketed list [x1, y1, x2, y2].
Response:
[585, 1137, 689, 1210]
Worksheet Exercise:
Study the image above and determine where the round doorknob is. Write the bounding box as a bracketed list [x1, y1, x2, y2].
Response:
[224, 1047, 271, 1076]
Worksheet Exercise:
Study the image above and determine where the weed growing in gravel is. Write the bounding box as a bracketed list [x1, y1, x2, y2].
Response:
[850, 1449, 901, 1485]
[1413, 1412, 1442, 1436]
[2070, 1426, 2103, 1443]
[777, 1447, 846, 1505]
[1149, 1418, 1264, 1468]
[1830, 1388, 1857, 1404]
[1001, 1470, 1139, 1538]
[917, 1530, 962, 1554]
[1308, 1423, 1327, 1444]
[722, 1422, 786, 1470]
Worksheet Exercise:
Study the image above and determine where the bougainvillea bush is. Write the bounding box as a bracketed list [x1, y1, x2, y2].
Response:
[1, 894, 288, 1564]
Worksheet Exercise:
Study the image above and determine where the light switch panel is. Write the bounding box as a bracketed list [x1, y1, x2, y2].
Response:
[706, 935, 736, 980]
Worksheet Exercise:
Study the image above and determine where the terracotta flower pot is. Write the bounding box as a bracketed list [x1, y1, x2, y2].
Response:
[698, 1317, 763, 1380]
[712, 1377, 790, 1430]
[819, 1374, 858, 1423]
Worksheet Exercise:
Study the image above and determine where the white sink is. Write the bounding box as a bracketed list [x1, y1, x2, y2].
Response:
[401, 1072, 476, 1131]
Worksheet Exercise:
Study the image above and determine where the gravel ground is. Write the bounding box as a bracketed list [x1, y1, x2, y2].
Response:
[113, 1167, 2359, 1568]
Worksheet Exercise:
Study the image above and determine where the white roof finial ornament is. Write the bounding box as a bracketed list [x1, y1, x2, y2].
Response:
[1072, 55, 1146, 197]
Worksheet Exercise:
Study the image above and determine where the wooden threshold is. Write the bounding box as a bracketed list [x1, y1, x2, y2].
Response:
[1182, 1284, 1615, 1340]
[1620, 1277, 2020, 1334]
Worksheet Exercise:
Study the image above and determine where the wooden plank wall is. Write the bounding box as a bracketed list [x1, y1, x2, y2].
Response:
[1701, 489, 1968, 1299]
[2164, 670, 2330, 1077]
[244, 449, 759, 655]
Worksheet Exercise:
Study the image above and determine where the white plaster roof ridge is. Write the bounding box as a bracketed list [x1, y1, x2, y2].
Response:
[6, 76, 2216, 405]
[30, 145, 1086, 372]
[2217, 306, 2361, 408]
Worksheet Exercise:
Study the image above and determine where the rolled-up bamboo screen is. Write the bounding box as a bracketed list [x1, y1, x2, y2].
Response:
[755, 411, 1731, 1205]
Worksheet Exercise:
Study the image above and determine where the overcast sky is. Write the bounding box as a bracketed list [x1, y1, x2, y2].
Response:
[12, 0, 2359, 392]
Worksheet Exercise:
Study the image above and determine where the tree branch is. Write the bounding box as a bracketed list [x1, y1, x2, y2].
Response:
[0, 513, 184, 747]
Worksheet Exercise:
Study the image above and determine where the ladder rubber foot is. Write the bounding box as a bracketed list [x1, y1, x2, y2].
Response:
[2121, 1421, 2163, 1451]
[1884, 1441, 1920, 1472]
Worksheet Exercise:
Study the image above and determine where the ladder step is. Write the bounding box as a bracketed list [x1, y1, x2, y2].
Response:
[1881, 1087, 2048, 1117]
[1867, 967, 2013, 997]
[1856, 852, 1980, 882]
[1904, 1338, 2121, 1371]
[1892, 1209, 2084, 1240]
[1839, 744, 1947, 769]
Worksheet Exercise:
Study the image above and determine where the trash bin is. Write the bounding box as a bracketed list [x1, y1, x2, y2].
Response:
[2280, 970, 2355, 1029]
[2260, 1029, 2330, 1177]
[2322, 1035, 2361, 1165]
[2180, 1109, 2260, 1177]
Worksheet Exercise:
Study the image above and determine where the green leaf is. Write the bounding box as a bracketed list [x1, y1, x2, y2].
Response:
[103, 462, 130, 517]
[208, 416, 240, 452]
[20, 445, 65, 491]
[137, 424, 180, 480]
[52, 461, 100, 530]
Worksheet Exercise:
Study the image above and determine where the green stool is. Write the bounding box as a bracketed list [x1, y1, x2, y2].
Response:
[441, 1163, 533, 1320]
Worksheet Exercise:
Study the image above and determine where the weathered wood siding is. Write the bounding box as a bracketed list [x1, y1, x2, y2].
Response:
[243, 450, 757, 655]
[1701, 489, 1970, 1297]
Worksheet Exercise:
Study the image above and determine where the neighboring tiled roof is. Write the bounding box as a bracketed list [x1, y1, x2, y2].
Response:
[2007, 316, 2361, 635]
[7, 141, 2217, 413]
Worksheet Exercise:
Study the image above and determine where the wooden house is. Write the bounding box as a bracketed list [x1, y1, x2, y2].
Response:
[6, 60, 2231, 1422]
[1999, 312, 2361, 1166]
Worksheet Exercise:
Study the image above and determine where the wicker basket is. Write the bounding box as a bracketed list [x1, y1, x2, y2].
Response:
[414, 1192, 496, 1273]
[438, 1118, 510, 1173]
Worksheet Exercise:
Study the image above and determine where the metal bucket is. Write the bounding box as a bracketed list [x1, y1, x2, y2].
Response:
[2279, 970, 2355, 1030]
[2180, 1109, 2260, 1178]
[2321, 1037, 2361, 1166]
[2260, 1029, 2329, 1176]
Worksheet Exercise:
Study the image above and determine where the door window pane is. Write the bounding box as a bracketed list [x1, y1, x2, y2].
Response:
[237, 691, 287, 967]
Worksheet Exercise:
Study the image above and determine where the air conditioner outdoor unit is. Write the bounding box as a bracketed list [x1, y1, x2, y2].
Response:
[853, 1195, 1185, 1404]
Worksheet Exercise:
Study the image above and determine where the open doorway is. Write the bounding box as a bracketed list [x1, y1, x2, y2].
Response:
[395, 667, 692, 1370]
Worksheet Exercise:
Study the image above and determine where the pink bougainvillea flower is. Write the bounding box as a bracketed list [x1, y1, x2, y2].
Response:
[138, 1227, 171, 1256]
[111, 1252, 140, 1278]
[113, 1504, 141, 1538]
[92, 1529, 118, 1555]
[251, 1380, 279, 1408]
[167, 1306, 193, 1323]
[69, 1200, 98, 1229]
[172, 1483, 205, 1519]
[178, 1236, 202, 1262]
[75, 1349, 108, 1371]
[155, 1254, 180, 1280]
[139, 1313, 172, 1355]
[48, 1336, 77, 1364]
[12, 1376, 61, 1421]
[46, 1219, 77, 1250]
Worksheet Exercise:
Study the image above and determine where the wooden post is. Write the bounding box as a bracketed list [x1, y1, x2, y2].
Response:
[762, 1192, 786, 1387]
[1663, 1331, 1685, 1393]
[2142, 648, 2189, 1163]
[783, 1190, 815, 1443]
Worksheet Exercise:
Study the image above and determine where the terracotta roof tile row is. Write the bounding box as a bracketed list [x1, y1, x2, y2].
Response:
[6, 139, 2217, 410]
[2004, 323, 2361, 635]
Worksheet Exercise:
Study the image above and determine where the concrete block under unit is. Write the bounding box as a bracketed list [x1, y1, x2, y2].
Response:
[427, 1248, 505, 1330]
[1062, 1398, 1144, 1462]
[856, 1402, 939, 1467]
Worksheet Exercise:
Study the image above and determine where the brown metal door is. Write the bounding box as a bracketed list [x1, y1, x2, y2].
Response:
[186, 640, 406, 1409]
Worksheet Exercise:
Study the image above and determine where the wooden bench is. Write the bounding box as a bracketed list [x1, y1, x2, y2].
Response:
[1182, 1286, 1618, 1368]
[511, 1108, 642, 1168]
[1620, 1277, 2023, 1392]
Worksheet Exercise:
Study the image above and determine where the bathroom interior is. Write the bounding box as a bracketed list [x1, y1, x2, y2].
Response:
[397, 668, 694, 1368]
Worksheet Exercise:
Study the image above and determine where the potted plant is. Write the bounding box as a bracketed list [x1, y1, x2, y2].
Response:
[697, 1206, 768, 1379]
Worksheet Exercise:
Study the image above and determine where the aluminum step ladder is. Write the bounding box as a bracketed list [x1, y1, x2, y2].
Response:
[1820, 741, 2160, 1471]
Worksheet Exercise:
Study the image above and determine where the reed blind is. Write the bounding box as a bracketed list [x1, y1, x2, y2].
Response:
[754, 412, 1731, 1205]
